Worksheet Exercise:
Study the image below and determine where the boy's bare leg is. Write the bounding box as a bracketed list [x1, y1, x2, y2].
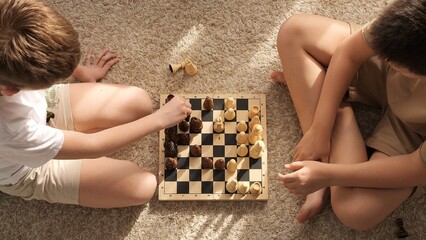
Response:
[69, 83, 157, 208]
[329, 105, 413, 230]
[272, 14, 353, 222]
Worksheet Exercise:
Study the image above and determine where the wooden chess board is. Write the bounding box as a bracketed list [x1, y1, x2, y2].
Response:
[158, 94, 268, 201]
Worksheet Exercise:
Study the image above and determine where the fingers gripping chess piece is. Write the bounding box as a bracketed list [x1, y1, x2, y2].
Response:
[249, 124, 263, 145]
[213, 117, 225, 133]
[250, 140, 265, 159]
[169, 59, 198, 76]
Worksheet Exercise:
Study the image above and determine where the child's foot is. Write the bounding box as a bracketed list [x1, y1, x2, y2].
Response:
[270, 71, 287, 85]
[296, 188, 329, 223]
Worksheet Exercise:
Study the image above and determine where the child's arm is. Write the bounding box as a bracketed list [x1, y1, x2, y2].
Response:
[294, 29, 375, 162]
[54, 96, 191, 159]
[279, 149, 426, 196]
[72, 48, 119, 83]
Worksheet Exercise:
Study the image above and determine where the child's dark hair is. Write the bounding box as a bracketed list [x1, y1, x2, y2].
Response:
[0, 0, 81, 89]
[370, 0, 426, 75]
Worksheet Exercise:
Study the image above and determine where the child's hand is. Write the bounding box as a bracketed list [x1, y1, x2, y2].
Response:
[72, 48, 119, 82]
[154, 96, 192, 129]
[294, 128, 330, 163]
[277, 161, 328, 196]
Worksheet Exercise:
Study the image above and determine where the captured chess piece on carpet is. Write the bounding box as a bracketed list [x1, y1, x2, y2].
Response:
[158, 94, 268, 201]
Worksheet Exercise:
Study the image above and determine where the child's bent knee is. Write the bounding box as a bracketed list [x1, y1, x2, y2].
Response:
[125, 86, 153, 118]
[332, 199, 379, 231]
[278, 13, 314, 47]
[132, 172, 157, 205]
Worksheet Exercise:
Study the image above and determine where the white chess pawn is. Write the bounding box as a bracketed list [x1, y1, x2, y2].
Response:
[250, 140, 265, 159]
[249, 115, 260, 130]
[237, 144, 248, 156]
[213, 117, 225, 133]
[238, 182, 249, 195]
[249, 182, 262, 195]
[225, 97, 235, 110]
[248, 105, 260, 119]
[236, 132, 248, 144]
[249, 124, 263, 144]
[236, 121, 247, 132]
[224, 108, 235, 121]
[226, 159, 237, 172]
[226, 179, 238, 193]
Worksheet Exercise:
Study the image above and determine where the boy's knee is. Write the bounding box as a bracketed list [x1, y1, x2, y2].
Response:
[125, 86, 153, 118]
[331, 196, 379, 231]
[133, 171, 157, 205]
[277, 13, 313, 50]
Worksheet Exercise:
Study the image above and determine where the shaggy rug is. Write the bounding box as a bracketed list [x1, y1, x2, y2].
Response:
[1, 0, 425, 239]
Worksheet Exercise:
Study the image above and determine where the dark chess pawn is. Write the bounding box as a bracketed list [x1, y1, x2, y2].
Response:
[177, 134, 190, 145]
[190, 144, 202, 157]
[395, 218, 409, 239]
[190, 117, 203, 133]
[165, 125, 177, 136]
[164, 140, 178, 157]
[215, 158, 225, 170]
[179, 120, 189, 132]
[165, 133, 178, 144]
[165, 157, 178, 170]
[203, 96, 214, 110]
[166, 94, 174, 103]
[202, 157, 213, 169]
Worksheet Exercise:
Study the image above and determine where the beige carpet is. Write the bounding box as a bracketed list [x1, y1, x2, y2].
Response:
[1, 0, 425, 239]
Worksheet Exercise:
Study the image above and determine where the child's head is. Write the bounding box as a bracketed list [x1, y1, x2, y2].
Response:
[0, 0, 81, 89]
[370, 0, 426, 76]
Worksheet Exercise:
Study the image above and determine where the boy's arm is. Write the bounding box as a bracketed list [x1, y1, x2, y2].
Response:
[297, 30, 376, 161]
[282, 149, 426, 195]
[54, 96, 191, 159]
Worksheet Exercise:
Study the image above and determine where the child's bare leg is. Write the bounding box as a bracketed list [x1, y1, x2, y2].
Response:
[274, 14, 352, 222]
[329, 105, 413, 230]
[69, 83, 157, 208]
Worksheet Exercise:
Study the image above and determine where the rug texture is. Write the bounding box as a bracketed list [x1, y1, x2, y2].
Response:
[1, 0, 425, 239]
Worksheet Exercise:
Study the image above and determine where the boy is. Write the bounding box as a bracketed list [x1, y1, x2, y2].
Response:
[274, 0, 426, 230]
[0, 0, 192, 208]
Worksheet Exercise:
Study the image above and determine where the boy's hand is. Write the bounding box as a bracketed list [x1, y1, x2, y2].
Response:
[154, 96, 192, 129]
[72, 48, 119, 82]
[278, 161, 329, 196]
[294, 128, 330, 163]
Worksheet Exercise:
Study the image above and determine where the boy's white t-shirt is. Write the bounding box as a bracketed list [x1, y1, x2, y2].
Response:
[0, 90, 64, 185]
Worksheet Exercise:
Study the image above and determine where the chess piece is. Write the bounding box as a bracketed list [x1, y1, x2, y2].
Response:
[183, 59, 198, 76]
[225, 97, 235, 110]
[249, 115, 261, 130]
[164, 140, 178, 157]
[166, 94, 174, 103]
[165, 133, 179, 144]
[203, 96, 214, 110]
[248, 105, 260, 119]
[226, 179, 238, 193]
[224, 108, 235, 121]
[238, 182, 249, 195]
[177, 133, 190, 145]
[213, 117, 225, 133]
[237, 144, 248, 157]
[250, 140, 265, 159]
[178, 120, 189, 132]
[249, 182, 262, 195]
[226, 159, 237, 172]
[190, 144, 202, 157]
[202, 157, 213, 169]
[236, 131, 248, 144]
[169, 59, 198, 76]
[190, 117, 203, 133]
[215, 158, 225, 170]
[165, 157, 178, 170]
[236, 121, 247, 132]
[249, 124, 263, 144]
[164, 125, 177, 136]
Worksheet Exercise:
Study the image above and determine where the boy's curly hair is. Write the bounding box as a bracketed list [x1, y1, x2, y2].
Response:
[370, 0, 426, 75]
[0, 0, 81, 89]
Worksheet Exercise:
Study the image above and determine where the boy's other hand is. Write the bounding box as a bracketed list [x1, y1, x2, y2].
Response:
[294, 128, 330, 163]
[73, 48, 120, 82]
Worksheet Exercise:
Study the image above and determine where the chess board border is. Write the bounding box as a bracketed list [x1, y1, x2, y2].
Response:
[158, 94, 268, 201]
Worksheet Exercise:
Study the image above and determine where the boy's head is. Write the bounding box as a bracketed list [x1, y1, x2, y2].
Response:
[0, 0, 80, 90]
[370, 0, 426, 76]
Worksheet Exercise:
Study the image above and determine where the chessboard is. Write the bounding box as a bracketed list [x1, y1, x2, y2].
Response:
[158, 94, 268, 201]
